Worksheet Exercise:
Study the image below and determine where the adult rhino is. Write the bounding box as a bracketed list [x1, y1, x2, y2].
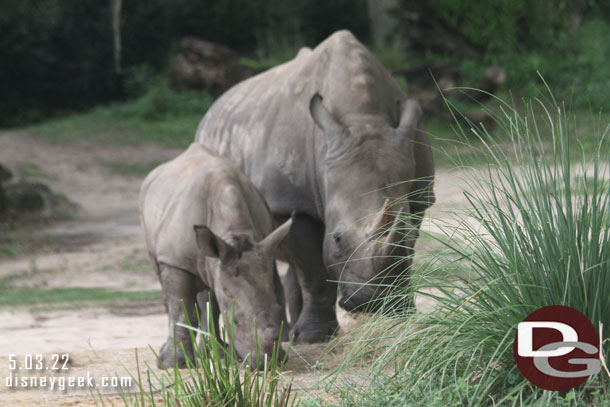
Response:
[196, 30, 435, 343]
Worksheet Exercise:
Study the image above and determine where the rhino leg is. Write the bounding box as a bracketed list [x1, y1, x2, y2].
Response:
[195, 289, 225, 354]
[158, 264, 198, 369]
[282, 266, 302, 327]
[281, 215, 338, 343]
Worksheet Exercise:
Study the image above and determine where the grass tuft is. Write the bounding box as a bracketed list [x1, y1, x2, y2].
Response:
[328, 91, 610, 406]
[102, 304, 296, 407]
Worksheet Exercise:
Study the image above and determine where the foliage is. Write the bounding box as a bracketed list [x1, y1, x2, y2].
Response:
[330, 93, 610, 406]
[395, 1, 610, 108]
[0, 0, 369, 126]
[99, 307, 295, 407]
[26, 79, 213, 148]
[0, 0, 117, 125]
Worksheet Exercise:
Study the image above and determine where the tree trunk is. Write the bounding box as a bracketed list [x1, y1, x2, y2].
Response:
[110, 0, 122, 74]
[367, 0, 399, 45]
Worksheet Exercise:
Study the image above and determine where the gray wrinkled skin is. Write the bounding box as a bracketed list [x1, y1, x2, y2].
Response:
[196, 31, 435, 342]
[140, 144, 291, 368]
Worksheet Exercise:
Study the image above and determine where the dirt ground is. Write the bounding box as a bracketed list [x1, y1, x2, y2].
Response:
[0, 131, 462, 406]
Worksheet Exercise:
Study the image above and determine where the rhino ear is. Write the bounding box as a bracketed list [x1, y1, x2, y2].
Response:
[397, 98, 423, 134]
[310, 93, 345, 137]
[194, 225, 232, 260]
[259, 216, 293, 253]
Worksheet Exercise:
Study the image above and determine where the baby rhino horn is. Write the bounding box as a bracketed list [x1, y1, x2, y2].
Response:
[259, 217, 294, 252]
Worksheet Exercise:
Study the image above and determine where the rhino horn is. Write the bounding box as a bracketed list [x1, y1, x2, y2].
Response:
[384, 206, 404, 248]
[259, 216, 293, 252]
[369, 198, 393, 235]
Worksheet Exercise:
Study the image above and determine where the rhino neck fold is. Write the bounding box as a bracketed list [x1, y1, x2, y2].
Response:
[312, 126, 326, 219]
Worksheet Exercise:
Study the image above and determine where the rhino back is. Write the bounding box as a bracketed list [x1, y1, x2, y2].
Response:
[196, 30, 405, 220]
[140, 144, 274, 273]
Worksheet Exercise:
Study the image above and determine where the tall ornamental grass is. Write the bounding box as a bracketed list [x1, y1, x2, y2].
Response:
[329, 94, 610, 406]
[96, 305, 295, 407]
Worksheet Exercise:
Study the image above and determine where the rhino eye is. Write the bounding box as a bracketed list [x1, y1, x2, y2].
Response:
[333, 234, 345, 256]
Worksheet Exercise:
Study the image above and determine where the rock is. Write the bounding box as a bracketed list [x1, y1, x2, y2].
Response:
[0, 177, 77, 220]
[0, 163, 12, 215]
[0, 185, 7, 215]
[0, 163, 12, 184]
[9, 182, 49, 212]
[169, 37, 257, 96]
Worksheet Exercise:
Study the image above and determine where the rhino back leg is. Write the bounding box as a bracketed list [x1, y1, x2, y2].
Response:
[158, 263, 198, 369]
[280, 214, 338, 343]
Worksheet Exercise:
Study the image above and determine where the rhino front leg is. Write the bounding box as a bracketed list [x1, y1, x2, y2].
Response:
[158, 264, 198, 369]
[281, 215, 338, 343]
[196, 289, 225, 353]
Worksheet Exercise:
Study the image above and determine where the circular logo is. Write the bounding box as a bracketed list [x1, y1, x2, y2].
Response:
[513, 305, 600, 391]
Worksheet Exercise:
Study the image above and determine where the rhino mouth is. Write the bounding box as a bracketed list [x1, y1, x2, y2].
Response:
[338, 284, 382, 312]
[339, 295, 382, 312]
[338, 284, 413, 314]
[235, 345, 287, 369]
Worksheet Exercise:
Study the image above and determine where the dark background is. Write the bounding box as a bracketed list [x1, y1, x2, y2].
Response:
[1, 0, 608, 126]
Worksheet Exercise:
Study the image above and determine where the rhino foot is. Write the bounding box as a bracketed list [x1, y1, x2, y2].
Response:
[158, 340, 194, 369]
[289, 315, 338, 343]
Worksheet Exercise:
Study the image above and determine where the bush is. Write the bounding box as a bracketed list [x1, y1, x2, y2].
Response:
[394, 1, 610, 109]
[331, 93, 610, 406]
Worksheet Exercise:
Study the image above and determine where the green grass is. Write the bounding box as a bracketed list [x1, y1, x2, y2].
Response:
[26, 80, 214, 148]
[102, 160, 165, 178]
[101, 306, 295, 407]
[0, 243, 20, 258]
[327, 92, 610, 406]
[0, 272, 161, 309]
[0, 286, 161, 309]
[14, 162, 54, 181]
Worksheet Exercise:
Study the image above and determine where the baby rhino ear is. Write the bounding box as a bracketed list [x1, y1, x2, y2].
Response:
[194, 225, 233, 261]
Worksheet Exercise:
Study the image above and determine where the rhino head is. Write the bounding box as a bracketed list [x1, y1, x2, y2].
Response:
[310, 93, 429, 312]
[194, 218, 292, 366]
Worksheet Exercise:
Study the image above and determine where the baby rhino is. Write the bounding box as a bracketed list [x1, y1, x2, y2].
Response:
[140, 143, 292, 368]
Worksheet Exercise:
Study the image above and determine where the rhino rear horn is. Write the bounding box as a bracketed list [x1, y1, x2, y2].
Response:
[259, 217, 293, 252]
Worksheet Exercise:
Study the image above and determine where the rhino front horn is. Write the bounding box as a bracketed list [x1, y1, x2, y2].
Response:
[370, 198, 393, 235]
[385, 206, 404, 247]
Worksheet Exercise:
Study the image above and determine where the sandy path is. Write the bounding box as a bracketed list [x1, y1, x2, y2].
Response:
[0, 131, 463, 406]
